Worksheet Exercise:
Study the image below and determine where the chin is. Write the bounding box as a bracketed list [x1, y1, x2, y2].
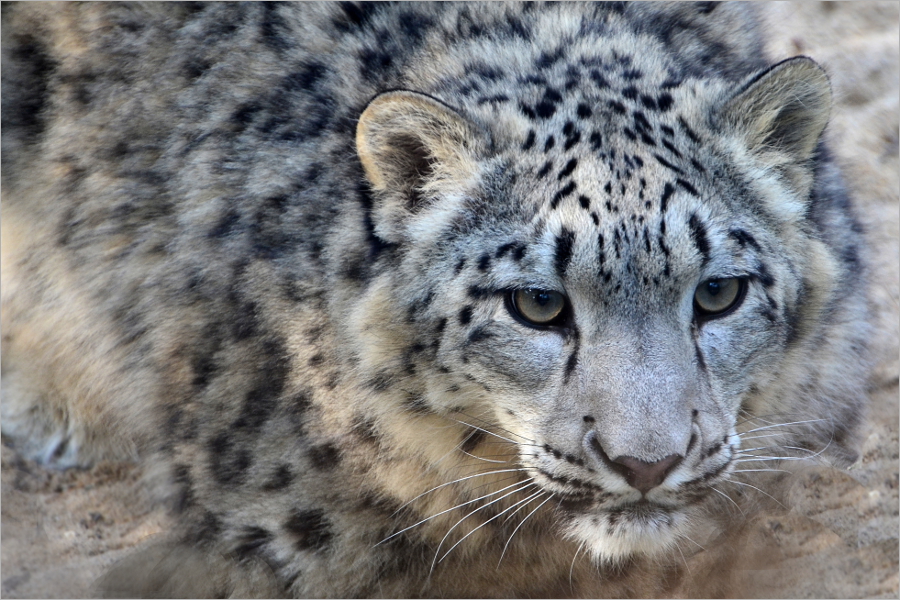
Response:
[563, 502, 692, 564]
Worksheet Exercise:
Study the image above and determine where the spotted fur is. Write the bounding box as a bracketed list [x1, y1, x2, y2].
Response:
[1, 2, 870, 597]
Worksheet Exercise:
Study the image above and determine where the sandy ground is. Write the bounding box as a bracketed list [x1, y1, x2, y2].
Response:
[2, 2, 897, 598]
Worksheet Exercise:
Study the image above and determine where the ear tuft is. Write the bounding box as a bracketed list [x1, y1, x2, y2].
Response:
[721, 56, 832, 164]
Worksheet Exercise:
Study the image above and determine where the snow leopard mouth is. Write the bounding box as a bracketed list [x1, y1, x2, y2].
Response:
[556, 497, 691, 560]
[557, 495, 679, 521]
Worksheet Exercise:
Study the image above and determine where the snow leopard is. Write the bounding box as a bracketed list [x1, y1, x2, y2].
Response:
[1, 2, 870, 597]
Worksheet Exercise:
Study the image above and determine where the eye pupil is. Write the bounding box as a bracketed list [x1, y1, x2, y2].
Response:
[694, 277, 745, 319]
[510, 288, 567, 327]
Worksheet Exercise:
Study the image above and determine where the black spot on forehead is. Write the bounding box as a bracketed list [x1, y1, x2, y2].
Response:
[729, 228, 760, 250]
[535, 100, 556, 119]
[557, 158, 577, 180]
[554, 228, 576, 276]
[607, 100, 627, 114]
[676, 178, 699, 196]
[656, 93, 674, 111]
[662, 139, 681, 158]
[550, 181, 576, 210]
[688, 213, 710, 265]
[677, 116, 700, 143]
[544, 135, 556, 152]
[654, 154, 682, 174]
[522, 130, 536, 150]
[536, 161, 553, 179]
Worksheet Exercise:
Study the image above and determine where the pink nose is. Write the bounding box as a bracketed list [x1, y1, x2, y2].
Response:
[607, 454, 683, 494]
[585, 431, 683, 494]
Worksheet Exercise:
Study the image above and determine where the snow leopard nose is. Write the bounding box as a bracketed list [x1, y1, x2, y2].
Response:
[584, 431, 683, 494]
[607, 454, 683, 494]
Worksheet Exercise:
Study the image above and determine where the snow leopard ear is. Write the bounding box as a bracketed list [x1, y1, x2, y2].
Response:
[356, 90, 486, 242]
[720, 57, 832, 190]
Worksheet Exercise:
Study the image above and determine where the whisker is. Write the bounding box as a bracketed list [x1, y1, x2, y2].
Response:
[389, 468, 530, 517]
[455, 411, 538, 445]
[378, 477, 531, 545]
[739, 418, 825, 435]
[681, 533, 705, 552]
[674, 539, 692, 577]
[734, 444, 792, 452]
[431, 481, 536, 572]
[453, 420, 522, 446]
[710, 486, 744, 517]
[737, 432, 794, 443]
[730, 468, 789, 474]
[464, 474, 525, 497]
[782, 441, 832, 459]
[436, 486, 543, 565]
[498, 493, 554, 566]
[732, 454, 818, 462]
[569, 541, 586, 591]
[453, 413, 539, 448]
[459, 449, 509, 464]
[725, 479, 785, 508]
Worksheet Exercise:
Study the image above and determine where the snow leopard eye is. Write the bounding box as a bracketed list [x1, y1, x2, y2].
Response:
[508, 288, 568, 327]
[694, 278, 747, 319]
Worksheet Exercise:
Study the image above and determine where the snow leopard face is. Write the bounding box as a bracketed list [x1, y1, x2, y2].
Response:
[356, 52, 858, 560]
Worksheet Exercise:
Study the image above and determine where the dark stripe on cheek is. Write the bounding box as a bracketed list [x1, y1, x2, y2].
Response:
[694, 340, 707, 372]
[564, 351, 578, 383]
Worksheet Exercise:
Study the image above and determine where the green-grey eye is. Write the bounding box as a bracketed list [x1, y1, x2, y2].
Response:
[694, 278, 746, 318]
[510, 288, 567, 326]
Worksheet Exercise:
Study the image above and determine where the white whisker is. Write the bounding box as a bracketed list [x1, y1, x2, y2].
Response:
[498, 493, 554, 566]
[389, 468, 530, 517]
[378, 477, 531, 545]
[452, 421, 522, 446]
[459, 449, 508, 464]
[436, 485, 543, 565]
[455, 411, 537, 445]
[710, 485, 744, 516]
[731, 468, 789, 474]
[726, 479, 784, 508]
[739, 418, 825, 435]
[569, 541, 586, 591]
[431, 481, 536, 572]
